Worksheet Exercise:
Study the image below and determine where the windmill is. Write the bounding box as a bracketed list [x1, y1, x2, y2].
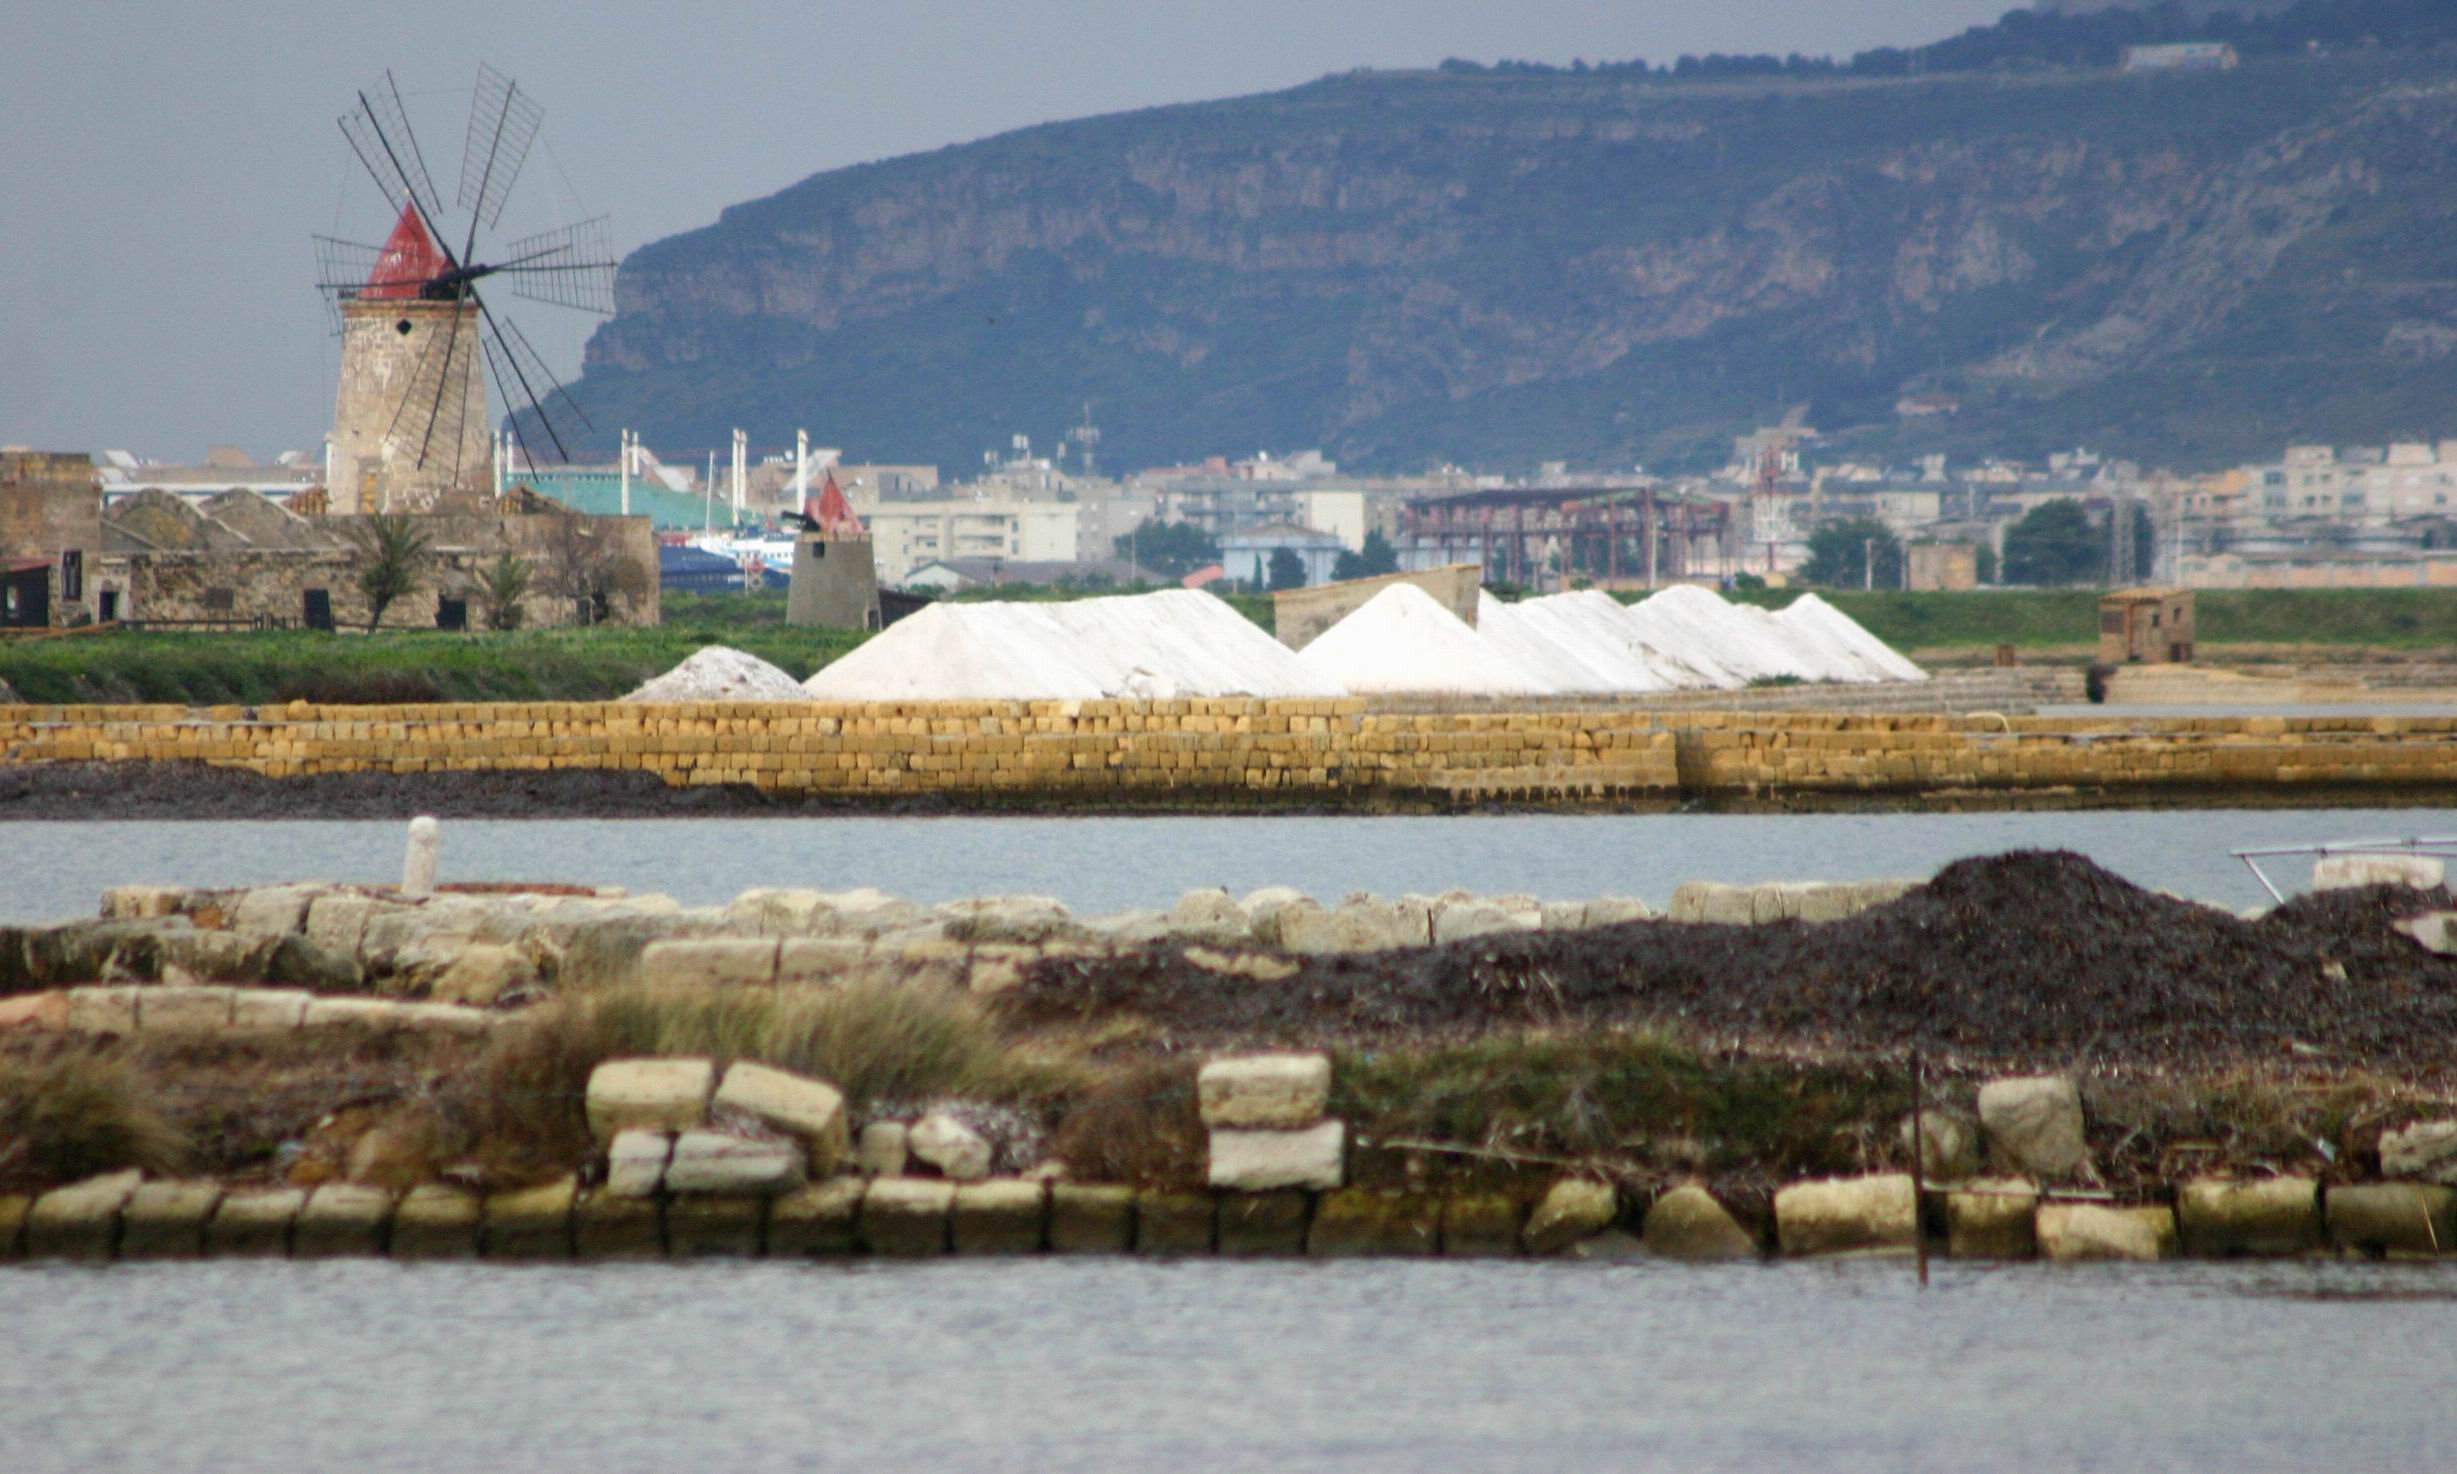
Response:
[313, 66, 615, 513]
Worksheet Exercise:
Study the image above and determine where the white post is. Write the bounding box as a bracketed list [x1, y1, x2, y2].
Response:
[402, 815, 440, 897]
[731, 429, 746, 522]
[619, 429, 632, 516]
[705, 451, 715, 534]
[796, 428, 809, 512]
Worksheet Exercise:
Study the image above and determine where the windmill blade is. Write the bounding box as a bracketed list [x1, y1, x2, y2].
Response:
[339, 71, 447, 242]
[312, 235, 388, 333]
[495, 216, 618, 314]
[479, 328, 543, 486]
[384, 304, 479, 483]
[458, 63, 543, 247]
[477, 298, 591, 465]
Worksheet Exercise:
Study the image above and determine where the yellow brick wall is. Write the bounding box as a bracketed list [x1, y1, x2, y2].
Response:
[3, 702, 2451, 803]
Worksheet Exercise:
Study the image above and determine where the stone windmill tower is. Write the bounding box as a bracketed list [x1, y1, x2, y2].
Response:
[314, 67, 615, 513]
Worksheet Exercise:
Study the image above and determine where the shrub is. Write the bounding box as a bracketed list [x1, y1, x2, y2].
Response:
[0, 1051, 188, 1187]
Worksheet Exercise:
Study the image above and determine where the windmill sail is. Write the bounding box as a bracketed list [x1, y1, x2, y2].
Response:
[459, 63, 542, 239]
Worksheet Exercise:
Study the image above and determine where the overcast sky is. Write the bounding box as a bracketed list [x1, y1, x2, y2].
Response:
[1, 1, 2013, 462]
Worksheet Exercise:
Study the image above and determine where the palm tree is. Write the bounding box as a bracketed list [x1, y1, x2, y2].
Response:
[351, 514, 430, 631]
[475, 552, 534, 631]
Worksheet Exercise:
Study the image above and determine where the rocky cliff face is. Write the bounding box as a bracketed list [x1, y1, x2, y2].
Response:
[566, 54, 2457, 473]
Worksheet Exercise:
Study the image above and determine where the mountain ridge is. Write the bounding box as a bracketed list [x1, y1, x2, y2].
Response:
[563, 50, 2457, 475]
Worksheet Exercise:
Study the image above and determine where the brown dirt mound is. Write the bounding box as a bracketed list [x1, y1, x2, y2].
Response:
[1009, 851, 2457, 1070]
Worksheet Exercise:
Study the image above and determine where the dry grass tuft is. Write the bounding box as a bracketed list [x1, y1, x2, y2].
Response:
[0, 1049, 189, 1188]
[1048, 1057, 1206, 1188]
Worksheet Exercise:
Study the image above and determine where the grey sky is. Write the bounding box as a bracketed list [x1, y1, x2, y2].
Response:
[1, 1, 2012, 462]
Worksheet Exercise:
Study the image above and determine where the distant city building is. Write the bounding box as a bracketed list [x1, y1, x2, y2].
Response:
[1219, 522, 1347, 589]
[2121, 42, 2239, 72]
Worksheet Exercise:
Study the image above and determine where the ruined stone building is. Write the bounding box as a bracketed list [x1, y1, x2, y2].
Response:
[96, 486, 659, 629]
[1, 451, 101, 628]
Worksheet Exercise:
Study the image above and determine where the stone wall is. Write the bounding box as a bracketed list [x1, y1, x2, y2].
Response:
[8, 702, 2454, 805]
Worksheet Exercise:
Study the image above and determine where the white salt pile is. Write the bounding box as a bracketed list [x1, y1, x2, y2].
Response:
[1044, 590, 1340, 699]
[1622, 584, 1820, 685]
[1525, 590, 1717, 690]
[803, 590, 1341, 702]
[1777, 592, 1927, 682]
[804, 603, 1112, 701]
[626, 646, 814, 702]
[1475, 592, 1641, 694]
[1298, 584, 1552, 697]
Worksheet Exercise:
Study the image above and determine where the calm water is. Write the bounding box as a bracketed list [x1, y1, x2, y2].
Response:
[6, 808, 2454, 924]
[3, 1258, 2453, 1472]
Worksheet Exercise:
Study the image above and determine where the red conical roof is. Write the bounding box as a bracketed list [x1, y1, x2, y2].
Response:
[807, 471, 866, 538]
[361, 204, 447, 300]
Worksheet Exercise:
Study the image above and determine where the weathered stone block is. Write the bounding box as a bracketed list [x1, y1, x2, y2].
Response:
[1197, 1053, 1332, 1129]
[429, 944, 533, 1006]
[1209, 1120, 1345, 1192]
[767, 1177, 865, 1256]
[208, 1187, 308, 1257]
[0, 1193, 29, 1259]
[484, 1177, 577, 1259]
[724, 887, 832, 936]
[25, 1170, 142, 1259]
[1977, 1076, 2088, 1179]
[65, 985, 141, 1035]
[1237, 886, 1310, 947]
[120, 1181, 224, 1258]
[2177, 1177, 2324, 1257]
[156, 927, 280, 986]
[1523, 1177, 1618, 1256]
[140, 984, 238, 1036]
[858, 1121, 910, 1177]
[2325, 1183, 2457, 1258]
[231, 886, 318, 937]
[1164, 888, 1252, 945]
[1048, 1183, 1136, 1253]
[1438, 1194, 1526, 1257]
[390, 1184, 482, 1258]
[776, 937, 868, 986]
[295, 1184, 394, 1257]
[667, 1195, 764, 1257]
[1567, 1228, 1649, 1261]
[1577, 896, 1657, 929]
[636, 938, 779, 989]
[226, 989, 311, 1034]
[585, 1057, 715, 1143]
[715, 1062, 850, 1174]
[1640, 1184, 1758, 1260]
[2393, 912, 2457, 956]
[860, 1177, 955, 1255]
[1431, 897, 1541, 943]
[2379, 1119, 2457, 1184]
[664, 1129, 806, 1196]
[1134, 1190, 1216, 1254]
[936, 895, 1077, 945]
[1217, 1190, 1311, 1255]
[603, 1130, 672, 1199]
[574, 1191, 665, 1259]
[1774, 1174, 1918, 1257]
[2037, 1203, 2175, 1262]
[304, 894, 385, 959]
[1942, 1179, 2037, 1259]
[101, 884, 189, 919]
[952, 1179, 1047, 1253]
[909, 1111, 993, 1181]
[1306, 1189, 1439, 1257]
[0, 990, 67, 1031]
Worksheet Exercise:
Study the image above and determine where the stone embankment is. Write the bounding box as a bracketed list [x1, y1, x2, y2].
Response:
[9, 1049, 2454, 1266]
[9, 699, 2457, 811]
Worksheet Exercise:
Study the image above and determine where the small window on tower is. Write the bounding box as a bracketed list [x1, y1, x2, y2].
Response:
[396, 319, 413, 336]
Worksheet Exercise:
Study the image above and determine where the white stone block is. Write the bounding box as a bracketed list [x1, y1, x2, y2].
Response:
[713, 1062, 850, 1174]
[1977, 1076, 2089, 1179]
[858, 1121, 909, 1177]
[603, 1130, 673, 1199]
[2381, 1119, 2457, 1184]
[909, 1112, 993, 1181]
[1208, 1119, 1345, 1192]
[2313, 854, 2446, 891]
[664, 1129, 806, 1196]
[586, 1057, 716, 1144]
[1774, 1174, 1918, 1256]
[1198, 1053, 1332, 1129]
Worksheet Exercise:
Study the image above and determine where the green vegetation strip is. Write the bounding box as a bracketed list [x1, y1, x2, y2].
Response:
[1720, 588, 2457, 653]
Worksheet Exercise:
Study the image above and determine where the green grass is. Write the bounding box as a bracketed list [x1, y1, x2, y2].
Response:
[1333, 1031, 1906, 1180]
[0, 604, 866, 705]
